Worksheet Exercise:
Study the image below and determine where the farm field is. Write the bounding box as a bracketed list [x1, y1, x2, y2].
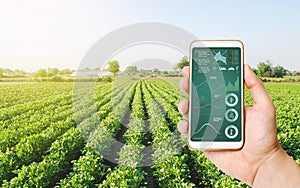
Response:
[0, 78, 299, 187]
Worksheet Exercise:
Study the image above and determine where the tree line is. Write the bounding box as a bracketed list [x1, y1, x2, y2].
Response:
[252, 60, 288, 78]
[0, 68, 73, 78]
[1, 58, 299, 79]
[106, 60, 180, 77]
[34, 68, 73, 77]
[176, 57, 300, 78]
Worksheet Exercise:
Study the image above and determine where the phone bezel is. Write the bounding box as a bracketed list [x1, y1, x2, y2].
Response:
[188, 40, 244, 150]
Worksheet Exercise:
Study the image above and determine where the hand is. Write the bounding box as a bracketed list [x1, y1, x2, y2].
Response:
[177, 65, 300, 187]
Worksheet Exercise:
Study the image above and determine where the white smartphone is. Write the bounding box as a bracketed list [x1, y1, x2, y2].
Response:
[189, 40, 244, 150]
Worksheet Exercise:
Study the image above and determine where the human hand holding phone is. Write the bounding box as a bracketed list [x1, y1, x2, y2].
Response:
[178, 64, 300, 187]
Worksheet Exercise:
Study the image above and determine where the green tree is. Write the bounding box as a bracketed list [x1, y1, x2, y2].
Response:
[257, 61, 272, 77]
[3, 68, 13, 75]
[252, 68, 258, 75]
[14, 69, 26, 76]
[34, 69, 47, 77]
[272, 65, 287, 78]
[47, 68, 59, 76]
[125, 66, 137, 75]
[176, 56, 189, 70]
[153, 68, 160, 75]
[59, 68, 73, 75]
[162, 70, 168, 75]
[108, 60, 120, 75]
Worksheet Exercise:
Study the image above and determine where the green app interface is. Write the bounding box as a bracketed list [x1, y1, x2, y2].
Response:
[191, 47, 242, 141]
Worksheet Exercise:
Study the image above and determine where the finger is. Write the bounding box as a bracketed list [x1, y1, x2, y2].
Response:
[180, 77, 189, 95]
[244, 64, 274, 110]
[178, 99, 189, 119]
[182, 66, 190, 78]
[177, 120, 189, 138]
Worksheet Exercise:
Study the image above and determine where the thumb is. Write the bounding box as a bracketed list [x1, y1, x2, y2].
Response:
[244, 64, 274, 110]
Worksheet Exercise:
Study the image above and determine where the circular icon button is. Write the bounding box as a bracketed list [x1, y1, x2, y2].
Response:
[225, 108, 238, 122]
[225, 93, 238, 107]
[225, 125, 238, 139]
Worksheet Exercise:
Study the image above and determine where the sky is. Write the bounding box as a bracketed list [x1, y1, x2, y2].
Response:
[1, 0, 300, 72]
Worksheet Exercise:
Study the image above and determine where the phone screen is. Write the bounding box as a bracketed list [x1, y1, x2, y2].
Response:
[190, 47, 242, 142]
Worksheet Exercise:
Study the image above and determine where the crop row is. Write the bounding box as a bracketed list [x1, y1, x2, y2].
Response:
[0, 93, 72, 122]
[4, 81, 136, 187]
[0, 82, 73, 109]
[142, 80, 195, 187]
[99, 81, 147, 187]
[2, 127, 85, 187]
[0, 81, 124, 186]
[0, 82, 112, 153]
[0, 82, 110, 123]
[73, 81, 128, 125]
[0, 102, 73, 152]
[0, 82, 116, 184]
[147, 80, 181, 128]
[56, 81, 137, 187]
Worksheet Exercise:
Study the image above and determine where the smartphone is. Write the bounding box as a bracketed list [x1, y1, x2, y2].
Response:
[189, 40, 244, 150]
